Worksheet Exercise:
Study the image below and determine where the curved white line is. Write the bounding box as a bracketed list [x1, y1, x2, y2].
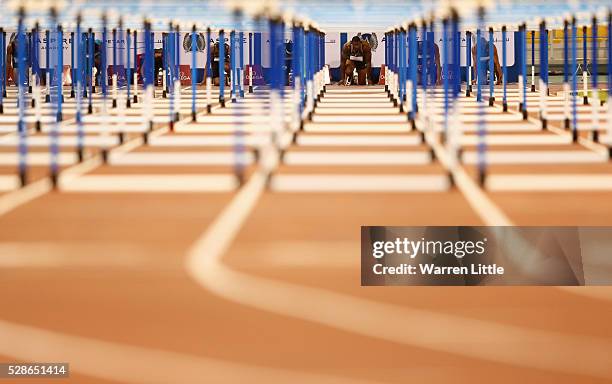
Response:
[0, 319, 382, 384]
[186, 176, 612, 380]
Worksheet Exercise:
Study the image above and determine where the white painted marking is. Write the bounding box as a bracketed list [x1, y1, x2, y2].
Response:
[486, 174, 612, 191]
[297, 134, 421, 146]
[60, 174, 239, 192]
[304, 123, 410, 133]
[312, 114, 407, 123]
[150, 135, 271, 147]
[462, 150, 607, 164]
[284, 151, 431, 165]
[460, 134, 571, 145]
[0, 152, 77, 166]
[0, 319, 379, 384]
[0, 136, 120, 147]
[0, 175, 19, 191]
[109, 151, 255, 166]
[270, 174, 449, 192]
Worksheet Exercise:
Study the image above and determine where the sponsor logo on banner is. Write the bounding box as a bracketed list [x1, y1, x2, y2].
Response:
[182, 33, 206, 52]
[244, 64, 265, 86]
[358, 32, 378, 51]
[107, 65, 127, 85]
[179, 65, 192, 85]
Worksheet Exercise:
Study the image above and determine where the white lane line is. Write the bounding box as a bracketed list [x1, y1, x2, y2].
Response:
[430, 114, 524, 123]
[308, 108, 400, 115]
[461, 150, 607, 164]
[198, 115, 292, 123]
[150, 135, 271, 147]
[0, 178, 51, 217]
[109, 151, 255, 166]
[486, 174, 612, 191]
[0, 115, 58, 123]
[316, 102, 394, 108]
[0, 152, 78, 166]
[82, 115, 172, 123]
[175, 124, 276, 133]
[284, 151, 431, 166]
[304, 123, 410, 133]
[0, 135, 120, 147]
[186, 171, 612, 380]
[43, 125, 149, 133]
[60, 174, 239, 192]
[460, 134, 571, 145]
[297, 134, 422, 146]
[0, 319, 382, 384]
[312, 115, 407, 123]
[270, 174, 450, 192]
[0, 175, 20, 192]
[0, 242, 149, 268]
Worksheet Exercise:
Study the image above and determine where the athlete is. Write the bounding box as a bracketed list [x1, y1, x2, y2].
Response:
[209, 41, 231, 86]
[471, 36, 503, 85]
[5, 32, 31, 85]
[339, 35, 372, 85]
[417, 38, 442, 86]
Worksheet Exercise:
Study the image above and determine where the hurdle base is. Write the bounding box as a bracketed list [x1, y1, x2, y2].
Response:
[31, 99, 36, 108]
[29, 86, 32, 94]
[583, 96, 589, 105]
[530, 85, 535, 93]
[488, 97, 495, 107]
[478, 170, 487, 188]
[50, 172, 58, 189]
[112, 99, 117, 108]
[592, 130, 599, 143]
[101, 150, 109, 164]
[409, 118, 416, 131]
[502, 103, 508, 112]
[236, 172, 245, 188]
[133, 95, 138, 104]
[19, 170, 27, 188]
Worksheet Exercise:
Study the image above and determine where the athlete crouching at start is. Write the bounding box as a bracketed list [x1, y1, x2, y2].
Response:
[211, 41, 231, 86]
[339, 36, 372, 85]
